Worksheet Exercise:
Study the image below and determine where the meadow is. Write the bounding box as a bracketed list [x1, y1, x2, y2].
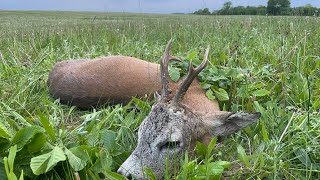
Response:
[0, 10, 319, 179]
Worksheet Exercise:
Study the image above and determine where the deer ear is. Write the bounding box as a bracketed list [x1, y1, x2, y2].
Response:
[204, 112, 260, 137]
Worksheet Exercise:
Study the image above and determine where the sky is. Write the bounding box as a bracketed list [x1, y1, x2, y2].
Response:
[0, 0, 320, 14]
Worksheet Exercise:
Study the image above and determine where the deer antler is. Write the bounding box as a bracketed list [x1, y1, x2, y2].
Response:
[171, 45, 210, 106]
[160, 39, 179, 101]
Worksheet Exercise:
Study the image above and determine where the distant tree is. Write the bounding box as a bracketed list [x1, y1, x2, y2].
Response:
[194, 8, 211, 15]
[220, 1, 233, 15]
[213, 4, 267, 15]
[193, 0, 319, 16]
[303, 4, 318, 16]
[257, 5, 267, 15]
[202, 8, 211, 15]
[291, 4, 319, 16]
[233, 6, 245, 15]
[267, 0, 291, 15]
[222, 1, 232, 10]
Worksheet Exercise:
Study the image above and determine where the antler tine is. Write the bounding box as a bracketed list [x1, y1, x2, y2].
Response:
[160, 39, 176, 100]
[172, 45, 210, 105]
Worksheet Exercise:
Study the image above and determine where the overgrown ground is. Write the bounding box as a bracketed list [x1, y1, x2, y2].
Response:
[0, 11, 319, 179]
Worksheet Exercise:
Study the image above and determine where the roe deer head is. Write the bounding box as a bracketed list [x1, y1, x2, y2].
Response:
[117, 40, 260, 179]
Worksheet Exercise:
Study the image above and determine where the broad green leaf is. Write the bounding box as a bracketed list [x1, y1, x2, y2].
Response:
[30, 146, 66, 175]
[237, 145, 250, 167]
[209, 66, 218, 74]
[30, 152, 51, 175]
[0, 122, 11, 138]
[0, 159, 7, 180]
[3, 157, 10, 180]
[8, 172, 18, 180]
[195, 142, 207, 158]
[252, 89, 270, 97]
[212, 161, 232, 168]
[90, 152, 112, 173]
[8, 145, 17, 174]
[26, 133, 47, 153]
[206, 89, 216, 100]
[0, 137, 11, 153]
[37, 110, 56, 143]
[186, 50, 198, 60]
[198, 163, 224, 179]
[12, 126, 43, 151]
[200, 83, 211, 89]
[69, 146, 91, 163]
[243, 126, 254, 138]
[213, 88, 229, 101]
[123, 109, 136, 127]
[169, 66, 181, 82]
[185, 161, 196, 177]
[226, 68, 240, 78]
[100, 130, 116, 151]
[207, 136, 217, 155]
[207, 76, 228, 82]
[105, 170, 128, 180]
[219, 53, 228, 61]
[4, 146, 24, 180]
[237, 86, 249, 98]
[87, 133, 99, 146]
[46, 146, 66, 172]
[192, 59, 203, 67]
[206, 163, 224, 176]
[249, 83, 265, 90]
[64, 148, 86, 171]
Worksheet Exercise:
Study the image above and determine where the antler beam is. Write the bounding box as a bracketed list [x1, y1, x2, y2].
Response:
[171, 45, 210, 105]
[160, 39, 179, 101]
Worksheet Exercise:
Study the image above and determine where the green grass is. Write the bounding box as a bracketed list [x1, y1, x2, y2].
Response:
[0, 10, 319, 179]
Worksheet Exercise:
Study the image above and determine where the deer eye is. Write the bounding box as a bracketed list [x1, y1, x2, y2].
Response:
[159, 141, 181, 152]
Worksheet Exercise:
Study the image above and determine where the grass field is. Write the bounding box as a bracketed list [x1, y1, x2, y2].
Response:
[0, 10, 320, 179]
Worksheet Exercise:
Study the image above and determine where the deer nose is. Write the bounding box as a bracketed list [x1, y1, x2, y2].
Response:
[117, 168, 133, 179]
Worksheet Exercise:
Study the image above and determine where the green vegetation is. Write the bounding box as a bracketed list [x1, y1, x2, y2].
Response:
[0, 10, 320, 179]
[194, 1, 319, 16]
[267, 0, 291, 15]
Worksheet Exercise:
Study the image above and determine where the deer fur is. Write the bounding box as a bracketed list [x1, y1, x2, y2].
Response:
[48, 40, 260, 180]
[47, 56, 219, 113]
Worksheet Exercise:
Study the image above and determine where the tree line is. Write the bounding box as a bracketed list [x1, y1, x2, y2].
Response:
[194, 0, 319, 16]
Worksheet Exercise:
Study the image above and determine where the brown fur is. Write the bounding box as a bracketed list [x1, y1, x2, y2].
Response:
[47, 55, 220, 112]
